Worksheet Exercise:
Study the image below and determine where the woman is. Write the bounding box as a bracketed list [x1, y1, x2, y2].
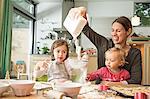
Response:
[68, 7, 142, 85]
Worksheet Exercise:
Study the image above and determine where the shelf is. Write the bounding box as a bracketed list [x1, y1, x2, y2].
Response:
[131, 37, 150, 41]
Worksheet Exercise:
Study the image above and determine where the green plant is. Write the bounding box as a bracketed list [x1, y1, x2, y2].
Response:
[134, 3, 150, 26]
[41, 46, 50, 54]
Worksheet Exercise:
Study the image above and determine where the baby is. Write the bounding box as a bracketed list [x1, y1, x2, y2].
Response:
[86, 47, 130, 84]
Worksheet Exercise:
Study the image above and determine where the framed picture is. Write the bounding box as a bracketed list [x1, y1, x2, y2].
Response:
[134, 2, 150, 27]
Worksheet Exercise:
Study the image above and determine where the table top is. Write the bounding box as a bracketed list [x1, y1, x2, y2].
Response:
[0, 84, 123, 99]
[1, 91, 46, 99]
[1, 81, 149, 99]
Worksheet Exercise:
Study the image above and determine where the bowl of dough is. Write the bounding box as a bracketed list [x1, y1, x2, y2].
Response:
[10, 80, 35, 96]
[54, 82, 82, 97]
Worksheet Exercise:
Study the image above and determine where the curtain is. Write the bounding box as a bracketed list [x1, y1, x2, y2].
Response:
[0, 0, 4, 78]
[0, 0, 4, 30]
[0, 0, 12, 78]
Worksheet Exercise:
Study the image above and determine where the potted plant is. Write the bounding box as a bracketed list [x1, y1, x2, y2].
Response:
[41, 46, 50, 54]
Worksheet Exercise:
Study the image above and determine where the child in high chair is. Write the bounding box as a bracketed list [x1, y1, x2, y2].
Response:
[86, 47, 130, 85]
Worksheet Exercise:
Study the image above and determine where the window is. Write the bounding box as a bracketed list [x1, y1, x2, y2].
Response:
[11, 0, 36, 53]
[12, 0, 35, 14]
[11, 0, 36, 79]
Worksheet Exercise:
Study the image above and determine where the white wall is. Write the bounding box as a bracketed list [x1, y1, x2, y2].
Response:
[77, 1, 134, 49]
[80, 17, 115, 50]
[35, 1, 74, 53]
[36, 2, 62, 52]
[133, 27, 150, 36]
[36, 1, 150, 50]
[76, 1, 150, 49]
[88, 1, 133, 18]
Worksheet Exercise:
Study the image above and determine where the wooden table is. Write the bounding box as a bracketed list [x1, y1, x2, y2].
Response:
[2, 83, 148, 99]
[0, 84, 123, 99]
[0, 81, 53, 99]
[77, 84, 125, 99]
[1, 91, 47, 99]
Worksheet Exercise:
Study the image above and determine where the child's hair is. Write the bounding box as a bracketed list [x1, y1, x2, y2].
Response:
[51, 39, 69, 61]
[105, 47, 126, 66]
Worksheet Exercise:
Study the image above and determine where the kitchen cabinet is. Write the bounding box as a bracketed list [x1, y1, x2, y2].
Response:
[128, 41, 150, 85]
[143, 44, 150, 85]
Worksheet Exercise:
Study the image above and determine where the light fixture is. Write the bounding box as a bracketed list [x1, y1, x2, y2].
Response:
[131, 15, 140, 26]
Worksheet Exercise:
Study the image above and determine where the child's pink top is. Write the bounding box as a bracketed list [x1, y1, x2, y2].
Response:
[87, 67, 130, 82]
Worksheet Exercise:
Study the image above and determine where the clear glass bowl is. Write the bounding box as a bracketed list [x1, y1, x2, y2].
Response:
[68, 59, 88, 83]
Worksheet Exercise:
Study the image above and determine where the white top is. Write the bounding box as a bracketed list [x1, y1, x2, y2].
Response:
[47, 60, 70, 83]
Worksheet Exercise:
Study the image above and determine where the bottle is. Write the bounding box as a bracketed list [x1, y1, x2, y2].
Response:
[63, 14, 87, 40]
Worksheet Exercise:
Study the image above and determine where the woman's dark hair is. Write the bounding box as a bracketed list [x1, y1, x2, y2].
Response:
[112, 16, 132, 33]
[51, 39, 69, 61]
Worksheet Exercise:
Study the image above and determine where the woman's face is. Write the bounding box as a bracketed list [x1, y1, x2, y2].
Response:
[53, 45, 68, 63]
[111, 22, 129, 45]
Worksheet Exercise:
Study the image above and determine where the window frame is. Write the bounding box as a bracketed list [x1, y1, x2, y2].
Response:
[12, 0, 37, 54]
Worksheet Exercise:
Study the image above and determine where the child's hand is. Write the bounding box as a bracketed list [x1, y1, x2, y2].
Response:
[35, 59, 50, 71]
[86, 74, 93, 81]
[40, 61, 48, 71]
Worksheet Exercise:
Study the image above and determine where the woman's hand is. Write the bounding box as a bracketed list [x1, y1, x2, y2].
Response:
[68, 7, 87, 20]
